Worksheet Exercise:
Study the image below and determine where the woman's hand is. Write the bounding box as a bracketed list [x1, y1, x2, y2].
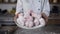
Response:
[14, 13, 19, 21]
[41, 13, 48, 23]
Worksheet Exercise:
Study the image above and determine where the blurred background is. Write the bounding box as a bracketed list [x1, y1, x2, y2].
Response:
[0, 0, 60, 34]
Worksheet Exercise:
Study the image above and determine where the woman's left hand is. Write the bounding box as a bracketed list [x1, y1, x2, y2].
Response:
[41, 13, 48, 23]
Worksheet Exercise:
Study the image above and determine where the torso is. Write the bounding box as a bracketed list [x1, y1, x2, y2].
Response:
[22, 0, 45, 14]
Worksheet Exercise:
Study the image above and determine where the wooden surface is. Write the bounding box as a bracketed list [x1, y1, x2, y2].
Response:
[48, 14, 60, 24]
[48, 19, 60, 24]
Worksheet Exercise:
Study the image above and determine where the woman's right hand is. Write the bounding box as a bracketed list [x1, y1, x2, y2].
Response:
[14, 13, 19, 21]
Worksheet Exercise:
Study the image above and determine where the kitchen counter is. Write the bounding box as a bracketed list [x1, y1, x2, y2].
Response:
[14, 25, 60, 34]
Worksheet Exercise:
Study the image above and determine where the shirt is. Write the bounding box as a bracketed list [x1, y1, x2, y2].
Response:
[15, 0, 50, 17]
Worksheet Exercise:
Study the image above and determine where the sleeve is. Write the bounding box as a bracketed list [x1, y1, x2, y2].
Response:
[15, 0, 23, 15]
[42, 0, 50, 17]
